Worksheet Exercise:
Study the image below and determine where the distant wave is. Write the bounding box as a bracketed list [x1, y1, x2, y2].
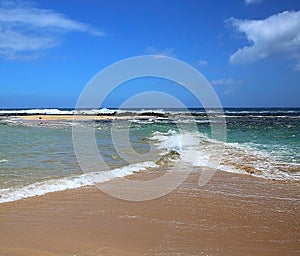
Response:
[0, 108, 168, 116]
[0, 108, 299, 117]
[0, 108, 72, 115]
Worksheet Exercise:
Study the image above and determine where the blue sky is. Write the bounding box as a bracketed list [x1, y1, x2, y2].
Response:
[0, 0, 300, 108]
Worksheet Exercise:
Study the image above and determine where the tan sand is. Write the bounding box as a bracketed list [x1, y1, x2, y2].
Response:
[0, 169, 299, 256]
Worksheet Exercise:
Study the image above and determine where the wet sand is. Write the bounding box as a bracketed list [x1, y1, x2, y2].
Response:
[0, 169, 299, 256]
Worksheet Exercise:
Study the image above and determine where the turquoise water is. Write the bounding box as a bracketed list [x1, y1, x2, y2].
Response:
[224, 115, 299, 163]
[0, 108, 299, 203]
[0, 124, 78, 188]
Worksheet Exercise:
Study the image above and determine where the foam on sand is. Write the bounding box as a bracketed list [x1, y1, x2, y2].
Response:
[0, 161, 157, 204]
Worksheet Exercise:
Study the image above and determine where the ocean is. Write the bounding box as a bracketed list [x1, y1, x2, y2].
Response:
[0, 108, 299, 203]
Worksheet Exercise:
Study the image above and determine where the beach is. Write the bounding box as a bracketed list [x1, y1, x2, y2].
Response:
[0, 108, 299, 255]
[0, 169, 299, 256]
[1, 0, 299, 254]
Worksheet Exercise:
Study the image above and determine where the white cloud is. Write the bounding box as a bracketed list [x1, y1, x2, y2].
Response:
[245, 0, 262, 5]
[145, 47, 176, 58]
[211, 78, 243, 86]
[0, 6, 104, 35]
[0, 28, 57, 51]
[198, 59, 208, 66]
[228, 10, 300, 70]
[0, 0, 104, 60]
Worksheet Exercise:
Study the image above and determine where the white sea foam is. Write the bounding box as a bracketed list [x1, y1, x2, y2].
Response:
[0, 109, 73, 115]
[214, 141, 300, 180]
[0, 108, 120, 116]
[0, 159, 8, 163]
[150, 130, 215, 167]
[0, 161, 157, 204]
[75, 108, 117, 115]
[150, 130, 300, 181]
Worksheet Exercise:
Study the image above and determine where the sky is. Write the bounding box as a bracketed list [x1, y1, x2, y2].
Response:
[0, 0, 300, 108]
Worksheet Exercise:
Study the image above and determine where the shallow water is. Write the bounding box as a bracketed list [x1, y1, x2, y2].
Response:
[0, 108, 299, 203]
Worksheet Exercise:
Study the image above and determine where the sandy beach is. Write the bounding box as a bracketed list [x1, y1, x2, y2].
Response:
[0, 168, 299, 256]
[1, 0, 299, 255]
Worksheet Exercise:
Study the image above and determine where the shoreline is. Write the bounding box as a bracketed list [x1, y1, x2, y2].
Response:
[0, 169, 299, 256]
[0, 114, 169, 124]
